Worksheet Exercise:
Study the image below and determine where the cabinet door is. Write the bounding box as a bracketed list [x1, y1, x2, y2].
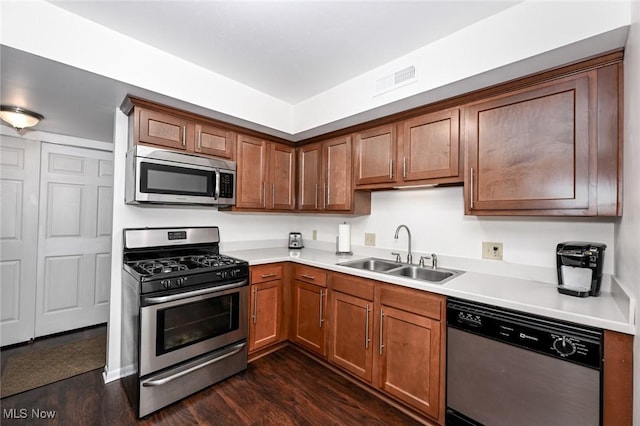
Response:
[354, 125, 397, 186]
[269, 143, 296, 210]
[292, 280, 326, 356]
[401, 109, 460, 182]
[138, 108, 189, 150]
[249, 280, 281, 352]
[236, 134, 268, 209]
[465, 73, 592, 213]
[324, 136, 353, 211]
[195, 124, 234, 159]
[378, 304, 442, 420]
[298, 143, 322, 211]
[328, 291, 373, 382]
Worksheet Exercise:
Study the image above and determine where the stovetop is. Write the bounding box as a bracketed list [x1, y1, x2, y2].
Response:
[127, 253, 245, 277]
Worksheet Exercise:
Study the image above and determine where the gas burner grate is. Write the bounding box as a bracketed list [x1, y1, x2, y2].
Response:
[190, 254, 238, 268]
[137, 259, 189, 275]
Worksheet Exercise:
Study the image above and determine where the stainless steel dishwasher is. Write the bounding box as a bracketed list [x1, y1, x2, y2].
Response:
[446, 298, 603, 426]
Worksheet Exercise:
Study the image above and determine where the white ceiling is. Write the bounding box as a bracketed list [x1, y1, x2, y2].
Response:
[0, 1, 627, 143]
[47, 1, 520, 104]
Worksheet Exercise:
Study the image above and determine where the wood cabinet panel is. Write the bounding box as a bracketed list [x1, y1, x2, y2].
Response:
[325, 136, 352, 210]
[354, 125, 397, 185]
[251, 264, 283, 284]
[377, 303, 442, 420]
[401, 109, 460, 182]
[249, 280, 281, 352]
[270, 143, 296, 210]
[294, 265, 327, 287]
[292, 280, 327, 356]
[463, 67, 623, 216]
[328, 290, 373, 382]
[236, 135, 268, 209]
[297, 136, 365, 212]
[138, 108, 188, 150]
[298, 143, 322, 211]
[235, 135, 295, 211]
[602, 330, 633, 426]
[195, 124, 233, 159]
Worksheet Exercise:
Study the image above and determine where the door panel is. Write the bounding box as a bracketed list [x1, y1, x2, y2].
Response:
[35, 143, 113, 337]
[298, 143, 321, 211]
[270, 143, 295, 210]
[325, 136, 352, 211]
[379, 304, 441, 419]
[0, 137, 40, 346]
[236, 135, 267, 209]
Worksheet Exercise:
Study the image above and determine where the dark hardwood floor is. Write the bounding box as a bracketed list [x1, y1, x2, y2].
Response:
[2, 331, 421, 425]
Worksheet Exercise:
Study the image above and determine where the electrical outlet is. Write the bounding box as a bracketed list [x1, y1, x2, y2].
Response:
[364, 233, 376, 247]
[312, 230, 317, 240]
[482, 241, 503, 260]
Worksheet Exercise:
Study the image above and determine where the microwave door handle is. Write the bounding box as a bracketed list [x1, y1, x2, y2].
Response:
[214, 169, 221, 200]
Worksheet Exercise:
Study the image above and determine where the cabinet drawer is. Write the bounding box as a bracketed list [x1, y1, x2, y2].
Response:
[378, 284, 444, 321]
[295, 265, 327, 287]
[330, 273, 374, 301]
[250, 264, 282, 284]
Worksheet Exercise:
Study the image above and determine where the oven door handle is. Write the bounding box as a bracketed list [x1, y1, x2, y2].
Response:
[142, 279, 248, 305]
[142, 341, 246, 387]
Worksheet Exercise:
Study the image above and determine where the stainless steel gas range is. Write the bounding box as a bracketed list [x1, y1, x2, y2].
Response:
[120, 227, 249, 418]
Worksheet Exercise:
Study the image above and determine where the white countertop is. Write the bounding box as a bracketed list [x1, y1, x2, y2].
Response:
[226, 246, 636, 335]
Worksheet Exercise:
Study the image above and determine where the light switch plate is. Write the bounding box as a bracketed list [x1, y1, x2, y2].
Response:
[364, 233, 376, 246]
[482, 241, 503, 260]
[312, 230, 318, 240]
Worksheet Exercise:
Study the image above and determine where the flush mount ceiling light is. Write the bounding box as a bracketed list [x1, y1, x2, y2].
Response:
[0, 105, 44, 130]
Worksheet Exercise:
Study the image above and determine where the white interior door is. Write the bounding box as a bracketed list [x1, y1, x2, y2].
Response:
[35, 143, 114, 337]
[0, 136, 41, 346]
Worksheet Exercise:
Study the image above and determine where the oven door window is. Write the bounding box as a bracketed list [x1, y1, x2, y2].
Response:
[141, 162, 214, 197]
[156, 293, 240, 355]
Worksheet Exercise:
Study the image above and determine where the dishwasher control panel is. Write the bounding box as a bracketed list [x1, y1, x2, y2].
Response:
[447, 299, 602, 369]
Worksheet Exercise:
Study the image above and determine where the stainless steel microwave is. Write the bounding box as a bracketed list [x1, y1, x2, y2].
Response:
[125, 145, 236, 206]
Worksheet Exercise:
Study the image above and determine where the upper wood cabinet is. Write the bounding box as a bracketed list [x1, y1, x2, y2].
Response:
[123, 97, 234, 159]
[464, 63, 622, 216]
[354, 109, 462, 189]
[235, 134, 295, 211]
[399, 108, 461, 184]
[354, 124, 397, 186]
[194, 123, 234, 159]
[298, 135, 371, 213]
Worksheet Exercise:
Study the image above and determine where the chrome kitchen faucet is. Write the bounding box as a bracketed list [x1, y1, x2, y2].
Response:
[393, 224, 413, 264]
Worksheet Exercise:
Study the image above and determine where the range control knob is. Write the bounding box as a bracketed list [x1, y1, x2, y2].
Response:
[175, 278, 185, 287]
[160, 279, 171, 289]
[552, 336, 577, 356]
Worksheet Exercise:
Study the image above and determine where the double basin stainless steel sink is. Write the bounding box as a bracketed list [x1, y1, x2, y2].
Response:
[337, 257, 463, 284]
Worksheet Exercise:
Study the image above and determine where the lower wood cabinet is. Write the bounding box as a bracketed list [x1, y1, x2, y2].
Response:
[249, 264, 284, 353]
[376, 285, 445, 422]
[328, 272, 446, 424]
[291, 265, 328, 356]
[328, 274, 375, 382]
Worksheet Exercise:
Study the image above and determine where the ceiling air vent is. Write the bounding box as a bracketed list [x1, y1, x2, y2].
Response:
[375, 65, 417, 96]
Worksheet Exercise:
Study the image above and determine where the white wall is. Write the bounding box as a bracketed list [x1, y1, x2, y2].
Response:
[617, 1, 640, 424]
[297, 188, 615, 274]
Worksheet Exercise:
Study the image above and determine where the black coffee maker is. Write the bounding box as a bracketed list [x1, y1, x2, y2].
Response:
[556, 242, 606, 297]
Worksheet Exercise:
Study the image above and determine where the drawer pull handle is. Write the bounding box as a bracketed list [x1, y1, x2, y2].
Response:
[301, 274, 316, 280]
[319, 289, 325, 328]
[260, 273, 277, 278]
[365, 304, 370, 349]
[379, 309, 384, 355]
[252, 287, 258, 324]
